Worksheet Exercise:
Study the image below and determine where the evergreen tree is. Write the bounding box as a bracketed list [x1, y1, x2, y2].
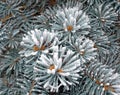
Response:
[0, 0, 120, 95]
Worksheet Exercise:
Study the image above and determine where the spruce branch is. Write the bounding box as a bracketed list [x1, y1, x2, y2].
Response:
[83, 62, 120, 95]
[29, 81, 35, 95]
[0, 0, 120, 95]
[0, 13, 13, 23]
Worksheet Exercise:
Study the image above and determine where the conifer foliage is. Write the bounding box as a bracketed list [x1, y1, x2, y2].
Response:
[0, 0, 120, 95]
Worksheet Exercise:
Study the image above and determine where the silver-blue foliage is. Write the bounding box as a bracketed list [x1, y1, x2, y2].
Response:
[0, 0, 120, 95]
